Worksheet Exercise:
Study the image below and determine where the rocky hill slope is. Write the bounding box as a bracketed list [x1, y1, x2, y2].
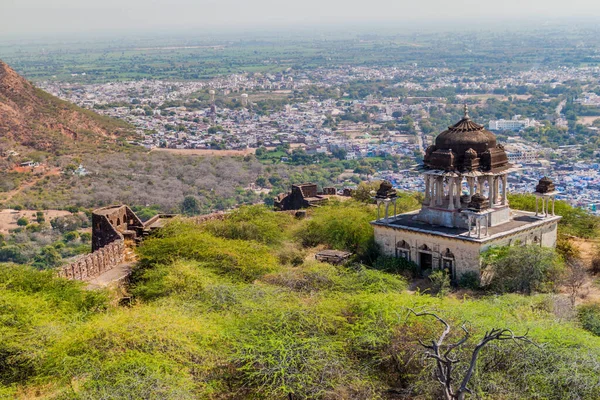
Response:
[0, 60, 132, 153]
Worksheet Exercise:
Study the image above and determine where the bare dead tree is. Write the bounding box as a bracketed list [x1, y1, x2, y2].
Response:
[408, 309, 533, 400]
[564, 258, 588, 307]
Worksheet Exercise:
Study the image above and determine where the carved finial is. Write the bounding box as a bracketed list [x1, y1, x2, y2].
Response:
[463, 103, 470, 119]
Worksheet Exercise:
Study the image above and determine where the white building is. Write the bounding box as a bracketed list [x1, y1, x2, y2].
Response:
[488, 115, 538, 132]
[372, 107, 560, 282]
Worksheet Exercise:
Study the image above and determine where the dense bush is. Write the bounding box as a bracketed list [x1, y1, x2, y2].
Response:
[3, 202, 600, 399]
[295, 200, 377, 260]
[429, 270, 451, 296]
[482, 245, 565, 294]
[458, 271, 481, 290]
[202, 205, 294, 245]
[137, 219, 279, 281]
[372, 255, 418, 278]
[578, 303, 600, 336]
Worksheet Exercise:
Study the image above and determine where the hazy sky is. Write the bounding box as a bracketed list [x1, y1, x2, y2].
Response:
[2, 0, 600, 36]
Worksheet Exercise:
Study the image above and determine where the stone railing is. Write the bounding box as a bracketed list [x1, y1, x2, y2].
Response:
[56, 240, 125, 281]
[190, 212, 227, 224]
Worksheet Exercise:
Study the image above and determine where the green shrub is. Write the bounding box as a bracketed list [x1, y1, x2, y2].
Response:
[80, 232, 92, 243]
[578, 303, 600, 336]
[372, 255, 418, 278]
[295, 200, 377, 259]
[16, 217, 28, 226]
[63, 231, 80, 242]
[33, 246, 63, 269]
[429, 270, 451, 296]
[137, 219, 279, 282]
[275, 243, 306, 266]
[458, 271, 481, 290]
[202, 205, 294, 245]
[483, 245, 565, 294]
[0, 245, 28, 263]
[262, 261, 406, 294]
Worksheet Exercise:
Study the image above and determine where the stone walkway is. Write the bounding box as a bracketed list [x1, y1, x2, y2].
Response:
[86, 262, 135, 289]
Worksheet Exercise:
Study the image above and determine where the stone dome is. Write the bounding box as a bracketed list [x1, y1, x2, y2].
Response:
[424, 105, 510, 172]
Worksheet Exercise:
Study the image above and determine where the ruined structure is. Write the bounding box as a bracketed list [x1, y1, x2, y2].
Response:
[57, 205, 175, 282]
[315, 250, 352, 265]
[273, 183, 353, 211]
[372, 107, 561, 281]
[274, 183, 330, 211]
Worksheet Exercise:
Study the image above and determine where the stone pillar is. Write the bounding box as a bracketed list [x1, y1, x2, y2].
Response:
[477, 176, 485, 194]
[494, 176, 500, 203]
[467, 177, 475, 202]
[447, 177, 455, 210]
[436, 177, 443, 206]
[552, 197, 555, 216]
[535, 196, 539, 216]
[455, 177, 462, 209]
[502, 174, 508, 205]
[488, 175, 495, 206]
[467, 215, 472, 237]
[424, 175, 431, 205]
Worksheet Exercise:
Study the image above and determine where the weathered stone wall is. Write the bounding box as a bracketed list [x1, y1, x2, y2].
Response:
[56, 240, 125, 281]
[373, 218, 559, 280]
[190, 212, 227, 224]
[92, 205, 144, 251]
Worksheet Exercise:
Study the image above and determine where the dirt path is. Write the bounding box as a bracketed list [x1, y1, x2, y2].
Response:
[1, 167, 61, 203]
[564, 238, 600, 305]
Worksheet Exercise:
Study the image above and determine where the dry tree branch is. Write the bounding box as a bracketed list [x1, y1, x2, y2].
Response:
[406, 308, 535, 400]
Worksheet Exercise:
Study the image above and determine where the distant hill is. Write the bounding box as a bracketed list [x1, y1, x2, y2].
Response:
[0, 60, 133, 153]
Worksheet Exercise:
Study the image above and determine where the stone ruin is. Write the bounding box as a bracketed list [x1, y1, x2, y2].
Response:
[274, 183, 353, 211]
[57, 205, 174, 282]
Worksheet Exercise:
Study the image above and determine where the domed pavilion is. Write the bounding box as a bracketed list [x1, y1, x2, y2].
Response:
[371, 106, 562, 282]
[419, 105, 513, 228]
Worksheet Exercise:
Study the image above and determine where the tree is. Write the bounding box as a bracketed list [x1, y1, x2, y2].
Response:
[180, 196, 201, 216]
[255, 176, 267, 188]
[564, 258, 587, 306]
[483, 245, 564, 294]
[408, 309, 534, 400]
[33, 246, 62, 269]
[16, 217, 28, 227]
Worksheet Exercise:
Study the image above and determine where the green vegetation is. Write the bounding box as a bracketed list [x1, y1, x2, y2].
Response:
[1, 202, 600, 398]
[578, 303, 600, 336]
[0, 213, 91, 267]
[509, 193, 600, 238]
[482, 245, 564, 295]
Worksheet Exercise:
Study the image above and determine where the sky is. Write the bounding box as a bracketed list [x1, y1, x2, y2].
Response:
[2, 0, 600, 37]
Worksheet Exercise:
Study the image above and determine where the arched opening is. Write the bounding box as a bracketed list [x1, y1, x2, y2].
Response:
[395, 240, 411, 260]
[418, 244, 432, 271]
[441, 248, 456, 280]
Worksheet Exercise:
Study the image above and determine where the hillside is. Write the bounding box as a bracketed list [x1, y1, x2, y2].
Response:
[0, 60, 133, 153]
[2, 202, 600, 399]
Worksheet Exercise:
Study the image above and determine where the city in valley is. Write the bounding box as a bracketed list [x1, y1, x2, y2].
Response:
[35, 61, 600, 212]
[4, 7, 600, 399]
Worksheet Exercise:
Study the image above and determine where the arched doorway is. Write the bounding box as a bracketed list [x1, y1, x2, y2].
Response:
[418, 244, 433, 272]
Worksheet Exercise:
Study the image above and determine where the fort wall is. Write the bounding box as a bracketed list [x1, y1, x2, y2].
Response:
[58, 205, 146, 282]
[56, 240, 125, 280]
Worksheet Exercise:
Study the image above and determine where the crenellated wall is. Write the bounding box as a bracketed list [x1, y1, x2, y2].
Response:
[56, 240, 125, 280]
[58, 205, 175, 282]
